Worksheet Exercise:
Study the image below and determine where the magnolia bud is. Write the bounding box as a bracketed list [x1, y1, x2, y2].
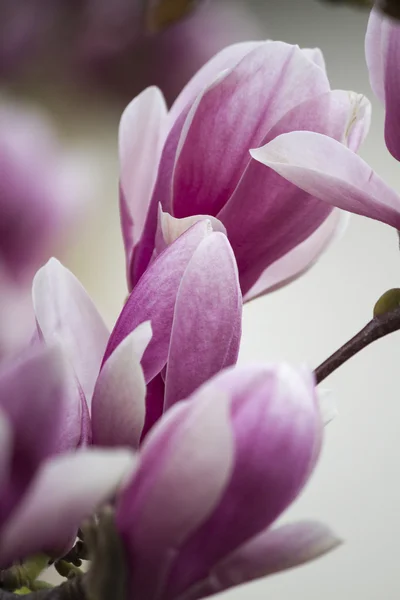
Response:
[373, 288, 400, 317]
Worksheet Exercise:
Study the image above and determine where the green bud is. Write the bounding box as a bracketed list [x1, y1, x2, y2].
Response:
[0, 555, 49, 591]
[373, 288, 400, 317]
[13, 589, 31, 596]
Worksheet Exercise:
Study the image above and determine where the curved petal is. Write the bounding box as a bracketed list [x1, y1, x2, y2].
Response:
[33, 258, 109, 405]
[0, 449, 136, 567]
[164, 233, 242, 408]
[179, 521, 341, 600]
[116, 388, 234, 600]
[119, 87, 168, 270]
[219, 90, 368, 295]
[155, 207, 226, 255]
[172, 41, 330, 218]
[166, 364, 322, 598]
[366, 8, 400, 160]
[251, 131, 400, 230]
[92, 323, 152, 449]
[301, 47, 326, 71]
[0, 345, 69, 525]
[244, 209, 349, 301]
[104, 221, 212, 382]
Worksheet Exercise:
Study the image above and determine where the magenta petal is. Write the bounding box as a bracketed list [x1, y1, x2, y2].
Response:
[181, 521, 341, 600]
[33, 258, 109, 406]
[119, 87, 168, 272]
[251, 131, 400, 230]
[172, 42, 330, 219]
[168, 41, 263, 125]
[244, 209, 348, 301]
[164, 233, 242, 408]
[366, 8, 400, 160]
[104, 221, 212, 381]
[166, 364, 322, 598]
[0, 345, 68, 525]
[116, 389, 234, 600]
[0, 449, 136, 566]
[92, 323, 151, 449]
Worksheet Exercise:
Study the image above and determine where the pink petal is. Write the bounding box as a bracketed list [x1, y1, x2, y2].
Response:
[244, 209, 349, 301]
[0, 449, 136, 566]
[33, 258, 109, 405]
[92, 323, 151, 449]
[168, 42, 263, 126]
[251, 131, 400, 229]
[119, 87, 168, 270]
[302, 47, 326, 70]
[166, 364, 322, 598]
[180, 521, 341, 600]
[117, 388, 234, 600]
[366, 8, 400, 160]
[172, 41, 330, 219]
[0, 345, 69, 525]
[164, 233, 242, 408]
[155, 207, 226, 256]
[218, 88, 365, 295]
[104, 221, 212, 382]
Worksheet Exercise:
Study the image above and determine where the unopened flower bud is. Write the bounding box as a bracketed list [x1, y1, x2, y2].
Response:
[373, 288, 400, 317]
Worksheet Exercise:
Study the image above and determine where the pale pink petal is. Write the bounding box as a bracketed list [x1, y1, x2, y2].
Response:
[301, 47, 326, 71]
[180, 521, 341, 600]
[244, 209, 349, 301]
[117, 388, 234, 600]
[119, 87, 168, 269]
[164, 233, 242, 408]
[251, 131, 400, 229]
[0, 449, 136, 566]
[92, 323, 152, 449]
[33, 258, 109, 405]
[365, 8, 400, 160]
[172, 41, 330, 218]
[104, 221, 212, 382]
[155, 206, 226, 255]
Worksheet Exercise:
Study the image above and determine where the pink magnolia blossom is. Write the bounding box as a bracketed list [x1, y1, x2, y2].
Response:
[0, 343, 134, 567]
[244, 9, 400, 232]
[116, 363, 340, 600]
[119, 40, 370, 301]
[32, 221, 242, 448]
[0, 100, 88, 358]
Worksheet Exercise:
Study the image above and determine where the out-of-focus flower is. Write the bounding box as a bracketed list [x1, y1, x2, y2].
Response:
[366, 7, 400, 161]
[33, 221, 242, 447]
[0, 1, 262, 102]
[243, 9, 400, 234]
[116, 363, 340, 600]
[0, 343, 135, 567]
[119, 40, 370, 301]
[0, 99, 89, 359]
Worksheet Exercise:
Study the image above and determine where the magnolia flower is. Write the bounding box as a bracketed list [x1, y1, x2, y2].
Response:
[116, 363, 340, 600]
[33, 221, 242, 447]
[119, 40, 370, 300]
[0, 100, 88, 358]
[243, 9, 400, 234]
[0, 343, 134, 568]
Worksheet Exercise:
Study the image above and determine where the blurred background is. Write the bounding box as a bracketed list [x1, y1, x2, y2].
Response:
[1, 0, 400, 598]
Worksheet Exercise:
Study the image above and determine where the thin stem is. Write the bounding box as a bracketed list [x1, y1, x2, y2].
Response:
[315, 306, 400, 384]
